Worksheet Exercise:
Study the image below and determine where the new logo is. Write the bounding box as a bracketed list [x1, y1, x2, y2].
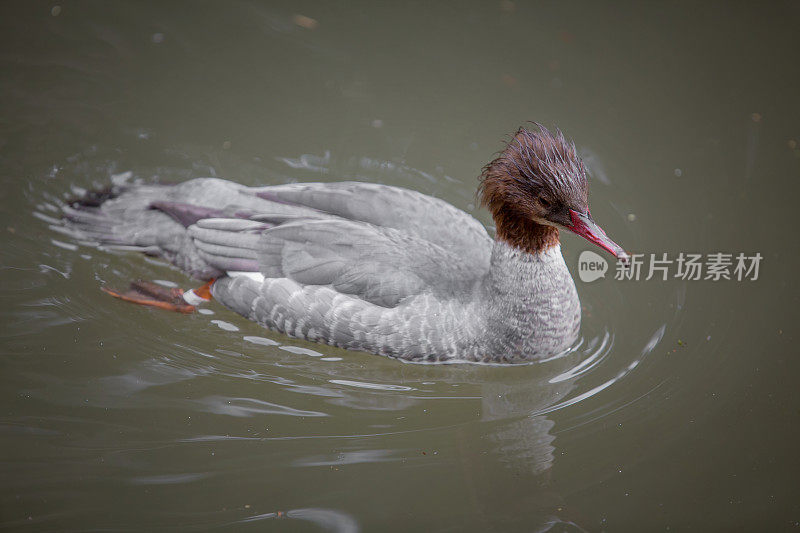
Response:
[578, 250, 608, 282]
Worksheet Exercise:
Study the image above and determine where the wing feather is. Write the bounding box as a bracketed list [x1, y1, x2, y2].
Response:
[189, 215, 481, 307]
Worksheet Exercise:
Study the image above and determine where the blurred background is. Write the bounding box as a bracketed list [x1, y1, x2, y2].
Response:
[1, 1, 798, 531]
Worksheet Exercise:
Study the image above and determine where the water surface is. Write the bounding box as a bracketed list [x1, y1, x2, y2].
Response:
[2, 2, 799, 531]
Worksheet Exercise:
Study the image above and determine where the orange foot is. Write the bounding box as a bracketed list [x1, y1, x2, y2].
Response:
[193, 279, 215, 301]
[101, 279, 215, 314]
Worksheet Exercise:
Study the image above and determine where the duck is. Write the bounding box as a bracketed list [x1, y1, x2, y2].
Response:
[58, 124, 627, 363]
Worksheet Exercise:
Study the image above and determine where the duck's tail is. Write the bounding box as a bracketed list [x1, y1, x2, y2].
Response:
[53, 178, 266, 280]
[57, 181, 170, 251]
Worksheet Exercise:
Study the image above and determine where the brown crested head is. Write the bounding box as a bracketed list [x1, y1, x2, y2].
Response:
[479, 124, 627, 258]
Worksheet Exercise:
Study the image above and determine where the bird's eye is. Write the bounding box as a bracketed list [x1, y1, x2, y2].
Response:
[539, 198, 551, 209]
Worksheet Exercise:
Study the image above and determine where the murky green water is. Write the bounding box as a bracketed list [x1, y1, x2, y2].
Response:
[2, 2, 799, 531]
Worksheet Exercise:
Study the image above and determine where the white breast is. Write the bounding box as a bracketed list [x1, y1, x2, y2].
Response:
[227, 271, 266, 283]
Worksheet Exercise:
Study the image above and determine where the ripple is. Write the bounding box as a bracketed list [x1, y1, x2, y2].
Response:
[279, 345, 323, 357]
[50, 239, 78, 251]
[329, 379, 415, 392]
[549, 331, 614, 384]
[196, 396, 328, 418]
[129, 473, 209, 485]
[243, 335, 279, 346]
[293, 449, 395, 467]
[237, 507, 359, 533]
[210, 319, 239, 332]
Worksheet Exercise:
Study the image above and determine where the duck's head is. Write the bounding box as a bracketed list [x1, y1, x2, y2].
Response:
[479, 124, 627, 259]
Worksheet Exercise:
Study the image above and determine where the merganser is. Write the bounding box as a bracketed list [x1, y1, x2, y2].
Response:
[58, 125, 627, 363]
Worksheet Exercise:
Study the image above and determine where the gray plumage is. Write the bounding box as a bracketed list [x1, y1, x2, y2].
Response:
[58, 177, 581, 363]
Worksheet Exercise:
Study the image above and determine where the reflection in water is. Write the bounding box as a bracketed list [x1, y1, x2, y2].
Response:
[129, 472, 210, 486]
[239, 507, 359, 533]
[445, 322, 660, 531]
[197, 396, 328, 418]
[453, 354, 583, 530]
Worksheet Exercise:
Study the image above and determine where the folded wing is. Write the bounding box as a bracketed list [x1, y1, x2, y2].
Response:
[190, 216, 482, 307]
